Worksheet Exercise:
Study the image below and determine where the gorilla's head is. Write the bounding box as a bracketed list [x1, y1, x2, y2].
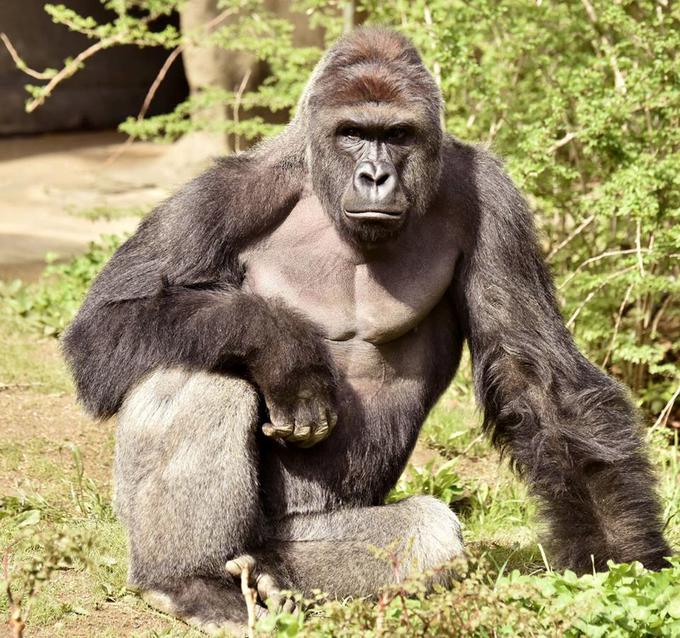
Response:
[302, 28, 444, 246]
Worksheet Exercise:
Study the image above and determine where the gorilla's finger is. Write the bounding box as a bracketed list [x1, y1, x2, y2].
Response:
[287, 421, 313, 443]
[256, 573, 281, 606]
[262, 421, 294, 439]
[282, 598, 297, 614]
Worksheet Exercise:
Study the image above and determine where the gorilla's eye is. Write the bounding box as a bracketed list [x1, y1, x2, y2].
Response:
[385, 127, 411, 144]
[337, 126, 363, 141]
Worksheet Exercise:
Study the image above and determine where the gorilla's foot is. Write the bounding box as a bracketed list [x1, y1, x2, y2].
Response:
[225, 554, 296, 614]
[140, 576, 256, 636]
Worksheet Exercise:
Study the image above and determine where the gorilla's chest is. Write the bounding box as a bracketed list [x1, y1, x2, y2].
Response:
[241, 194, 458, 346]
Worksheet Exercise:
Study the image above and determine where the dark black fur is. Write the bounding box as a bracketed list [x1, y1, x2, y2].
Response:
[456, 150, 670, 569]
[63, 27, 670, 628]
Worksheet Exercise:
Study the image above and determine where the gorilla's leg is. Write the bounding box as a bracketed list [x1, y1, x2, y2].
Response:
[230, 496, 464, 599]
[114, 368, 262, 632]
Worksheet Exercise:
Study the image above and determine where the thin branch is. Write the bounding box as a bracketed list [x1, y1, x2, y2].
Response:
[423, 5, 442, 89]
[232, 68, 252, 154]
[635, 219, 645, 276]
[106, 44, 185, 165]
[343, 1, 356, 34]
[581, 0, 626, 94]
[601, 282, 633, 368]
[26, 34, 123, 112]
[558, 248, 648, 291]
[566, 266, 635, 328]
[548, 131, 577, 154]
[651, 384, 680, 433]
[547, 214, 594, 262]
[649, 293, 673, 339]
[0, 33, 54, 80]
[107, 6, 237, 163]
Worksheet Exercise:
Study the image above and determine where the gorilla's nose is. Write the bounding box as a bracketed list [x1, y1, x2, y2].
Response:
[353, 160, 398, 204]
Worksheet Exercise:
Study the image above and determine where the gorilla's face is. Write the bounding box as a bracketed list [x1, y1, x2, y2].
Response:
[309, 102, 443, 247]
[304, 43, 444, 249]
[335, 116, 415, 242]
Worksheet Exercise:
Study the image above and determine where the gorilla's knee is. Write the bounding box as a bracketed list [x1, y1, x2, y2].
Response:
[118, 367, 259, 440]
[114, 368, 263, 589]
[406, 495, 464, 572]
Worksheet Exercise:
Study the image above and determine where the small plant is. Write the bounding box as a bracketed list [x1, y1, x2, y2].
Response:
[387, 460, 466, 507]
[2, 528, 94, 638]
[2, 234, 124, 337]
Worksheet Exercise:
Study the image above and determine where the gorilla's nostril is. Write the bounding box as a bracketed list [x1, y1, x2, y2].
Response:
[375, 173, 389, 187]
[359, 171, 375, 185]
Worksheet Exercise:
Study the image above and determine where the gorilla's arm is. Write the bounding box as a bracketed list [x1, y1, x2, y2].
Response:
[63, 145, 335, 423]
[457, 150, 670, 571]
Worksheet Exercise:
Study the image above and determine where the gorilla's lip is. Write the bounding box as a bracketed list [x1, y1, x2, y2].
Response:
[344, 209, 404, 222]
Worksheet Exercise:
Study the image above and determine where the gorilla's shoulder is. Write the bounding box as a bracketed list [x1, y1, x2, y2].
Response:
[442, 134, 506, 173]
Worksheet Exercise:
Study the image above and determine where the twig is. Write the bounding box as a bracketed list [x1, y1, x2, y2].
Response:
[546, 214, 594, 262]
[0, 33, 54, 80]
[635, 219, 645, 276]
[649, 293, 673, 339]
[558, 248, 647, 291]
[650, 384, 680, 433]
[548, 131, 577, 154]
[106, 44, 185, 165]
[26, 34, 125, 112]
[232, 68, 252, 154]
[566, 266, 635, 328]
[601, 282, 633, 368]
[423, 5, 442, 89]
[240, 567, 257, 638]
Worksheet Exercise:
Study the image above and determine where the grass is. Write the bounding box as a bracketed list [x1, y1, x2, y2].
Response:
[0, 309, 678, 637]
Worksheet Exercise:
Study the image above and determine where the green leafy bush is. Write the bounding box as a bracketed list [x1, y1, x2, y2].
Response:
[2, 235, 123, 337]
[387, 460, 466, 507]
[256, 555, 680, 637]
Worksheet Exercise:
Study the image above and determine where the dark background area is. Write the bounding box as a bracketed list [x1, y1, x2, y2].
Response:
[0, 0, 188, 135]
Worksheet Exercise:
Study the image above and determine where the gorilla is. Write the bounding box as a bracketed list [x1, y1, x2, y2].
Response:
[63, 27, 670, 633]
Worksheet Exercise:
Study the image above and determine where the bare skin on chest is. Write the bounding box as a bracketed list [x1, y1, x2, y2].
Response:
[241, 192, 460, 382]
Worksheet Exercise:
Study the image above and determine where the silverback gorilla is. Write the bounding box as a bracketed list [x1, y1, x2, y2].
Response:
[63, 27, 670, 633]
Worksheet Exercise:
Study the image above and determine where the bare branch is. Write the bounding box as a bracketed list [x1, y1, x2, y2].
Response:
[558, 248, 648, 291]
[25, 35, 123, 113]
[107, 6, 238, 163]
[548, 131, 577, 154]
[547, 214, 594, 262]
[566, 266, 635, 328]
[601, 282, 633, 368]
[232, 68, 253, 154]
[650, 384, 680, 433]
[106, 44, 185, 165]
[635, 219, 645, 276]
[0, 33, 54, 80]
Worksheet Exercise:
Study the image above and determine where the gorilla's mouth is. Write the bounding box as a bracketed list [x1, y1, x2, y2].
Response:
[343, 209, 404, 222]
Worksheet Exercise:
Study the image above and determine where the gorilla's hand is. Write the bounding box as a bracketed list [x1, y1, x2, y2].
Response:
[249, 301, 338, 447]
[262, 390, 338, 447]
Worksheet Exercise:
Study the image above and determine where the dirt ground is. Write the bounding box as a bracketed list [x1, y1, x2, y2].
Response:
[0, 131, 203, 281]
